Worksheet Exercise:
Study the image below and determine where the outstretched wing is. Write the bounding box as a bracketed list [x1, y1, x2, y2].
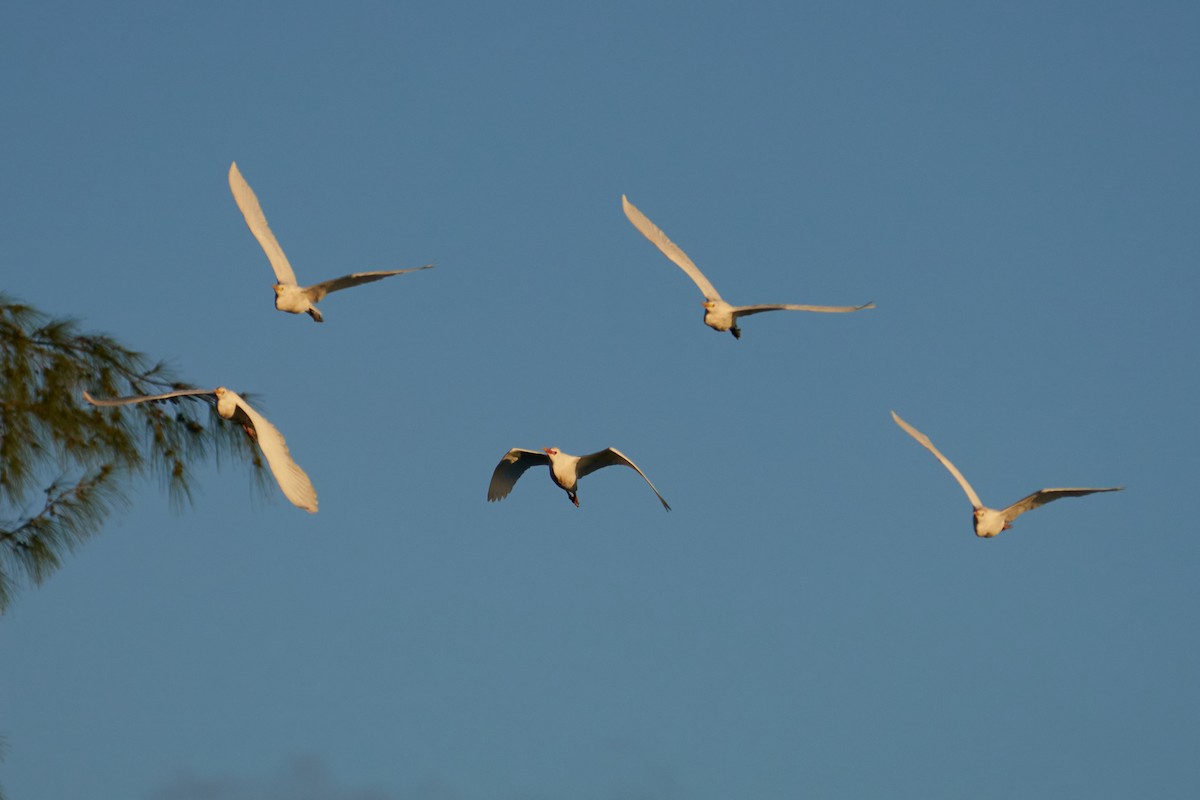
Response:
[622, 194, 722, 302]
[732, 301, 875, 318]
[487, 448, 550, 502]
[891, 411, 983, 510]
[1001, 487, 1123, 523]
[305, 265, 435, 302]
[224, 391, 318, 513]
[83, 388, 214, 406]
[228, 162, 298, 286]
[577, 447, 671, 511]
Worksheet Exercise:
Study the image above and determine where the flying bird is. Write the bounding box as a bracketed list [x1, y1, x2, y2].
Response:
[621, 194, 874, 338]
[228, 161, 433, 322]
[891, 411, 1120, 537]
[84, 387, 318, 513]
[488, 447, 670, 511]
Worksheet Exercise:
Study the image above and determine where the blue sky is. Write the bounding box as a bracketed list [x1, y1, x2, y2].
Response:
[1, 2, 1197, 797]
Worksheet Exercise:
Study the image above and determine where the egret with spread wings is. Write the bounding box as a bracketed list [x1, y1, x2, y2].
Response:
[622, 194, 873, 339]
[84, 387, 318, 513]
[229, 162, 433, 322]
[488, 447, 670, 511]
[891, 411, 1120, 537]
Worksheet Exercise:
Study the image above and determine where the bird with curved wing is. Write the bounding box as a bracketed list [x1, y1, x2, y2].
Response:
[622, 194, 873, 338]
[228, 162, 433, 322]
[84, 387, 318, 513]
[891, 411, 1120, 537]
[488, 446, 670, 511]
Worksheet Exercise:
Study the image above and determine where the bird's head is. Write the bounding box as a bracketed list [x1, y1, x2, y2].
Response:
[543, 447, 559, 457]
[272, 284, 286, 296]
[702, 300, 716, 310]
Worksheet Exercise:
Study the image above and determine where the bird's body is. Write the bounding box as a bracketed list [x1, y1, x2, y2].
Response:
[891, 411, 1120, 537]
[547, 449, 584, 497]
[621, 194, 873, 338]
[84, 387, 318, 513]
[973, 507, 1011, 539]
[272, 284, 319, 317]
[228, 162, 432, 322]
[488, 446, 670, 511]
[700, 299, 740, 336]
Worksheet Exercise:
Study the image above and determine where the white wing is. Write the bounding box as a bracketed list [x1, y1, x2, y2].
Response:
[891, 411, 983, 510]
[304, 265, 435, 302]
[622, 194, 722, 302]
[487, 448, 551, 502]
[1001, 487, 1123, 523]
[83, 388, 214, 406]
[732, 301, 876, 318]
[86, 385, 251, 438]
[576, 447, 671, 511]
[228, 162, 298, 286]
[224, 391, 318, 513]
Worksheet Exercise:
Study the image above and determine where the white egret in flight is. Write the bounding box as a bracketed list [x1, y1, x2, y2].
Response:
[891, 411, 1120, 537]
[229, 162, 432, 322]
[622, 194, 873, 338]
[84, 387, 318, 513]
[488, 446, 670, 511]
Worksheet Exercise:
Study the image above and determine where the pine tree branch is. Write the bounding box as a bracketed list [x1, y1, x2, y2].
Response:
[0, 293, 270, 612]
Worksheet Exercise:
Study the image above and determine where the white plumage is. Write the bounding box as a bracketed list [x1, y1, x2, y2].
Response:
[891, 411, 1120, 537]
[488, 447, 670, 511]
[228, 162, 432, 322]
[84, 387, 318, 513]
[622, 194, 874, 338]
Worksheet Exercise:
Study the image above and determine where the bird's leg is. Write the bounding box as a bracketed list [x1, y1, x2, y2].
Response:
[730, 326, 741, 340]
[307, 307, 324, 323]
[240, 423, 257, 442]
[569, 491, 580, 508]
